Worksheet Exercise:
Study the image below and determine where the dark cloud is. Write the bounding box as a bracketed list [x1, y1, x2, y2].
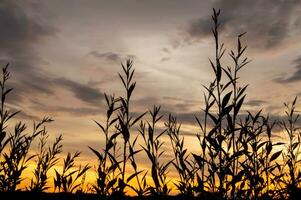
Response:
[0, 1, 105, 115]
[15, 111, 40, 121]
[55, 78, 104, 106]
[55, 106, 101, 116]
[274, 55, 301, 83]
[0, 1, 57, 105]
[245, 99, 267, 107]
[161, 57, 171, 62]
[0, 0, 55, 56]
[175, 111, 200, 125]
[89, 51, 122, 62]
[184, 0, 301, 50]
[162, 96, 183, 101]
[6, 72, 104, 109]
[89, 51, 135, 62]
[32, 104, 102, 116]
[162, 48, 170, 53]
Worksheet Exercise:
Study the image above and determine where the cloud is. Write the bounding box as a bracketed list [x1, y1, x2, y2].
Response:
[162, 96, 183, 101]
[162, 48, 170, 53]
[0, 1, 57, 105]
[55, 78, 104, 106]
[89, 51, 135, 62]
[274, 55, 301, 83]
[0, 1, 105, 115]
[245, 99, 267, 107]
[33, 104, 102, 116]
[0, 0, 55, 56]
[55, 106, 102, 116]
[183, 0, 301, 50]
[161, 57, 171, 62]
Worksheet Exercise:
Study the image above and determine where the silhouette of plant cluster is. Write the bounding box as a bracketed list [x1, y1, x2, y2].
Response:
[0, 66, 89, 194]
[0, 9, 301, 200]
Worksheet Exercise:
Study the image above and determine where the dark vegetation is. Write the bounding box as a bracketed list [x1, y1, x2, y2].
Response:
[0, 9, 301, 200]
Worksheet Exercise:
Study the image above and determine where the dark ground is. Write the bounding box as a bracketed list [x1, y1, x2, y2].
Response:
[0, 192, 208, 200]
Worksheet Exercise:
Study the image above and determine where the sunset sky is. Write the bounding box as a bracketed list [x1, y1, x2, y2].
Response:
[1, 0, 301, 172]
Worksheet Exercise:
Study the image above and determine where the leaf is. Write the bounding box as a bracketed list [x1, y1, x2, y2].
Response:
[222, 91, 232, 108]
[222, 105, 232, 116]
[107, 179, 117, 189]
[193, 153, 205, 167]
[208, 112, 218, 124]
[270, 150, 282, 162]
[118, 73, 126, 88]
[128, 82, 136, 99]
[237, 85, 248, 98]
[0, 131, 6, 143]
[127, 170, 143, 183]
[131, 112, 147, 126]
[89, 147, 103, 162]
[94, 120, 105, 133]
[234, 95, 245, 116]
[216, 62, 222, 83]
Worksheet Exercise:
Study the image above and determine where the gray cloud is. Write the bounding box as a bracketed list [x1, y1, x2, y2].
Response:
[162, 48, 170, 54]
[0, 1, 105, 116]
[55, 106, 101, 116]
[89, 51, 135, 62]
[0, 1, 55, 56]
[184, 0, 301, 50]
[162, 96, 183, 101]
[89, 51, 122, 62]
[245, 99, 267, 107]
[0, 1, 56, 105]
[5, 72, 105, 112]
[274, 55, 301, 83]
[31, 104, 102, 116]
[161, 57, 171, 62]
[55, 78, 104, 106]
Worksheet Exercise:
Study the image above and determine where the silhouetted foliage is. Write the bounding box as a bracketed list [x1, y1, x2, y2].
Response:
[54, 152, 90, 193]
[1, 8, 301, 200]
[30, 132, 63, 192]
[139, 106, 171, 196]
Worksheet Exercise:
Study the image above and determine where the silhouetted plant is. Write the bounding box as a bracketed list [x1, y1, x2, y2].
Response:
[0, 64, 19, 155]
[276, 97, 301, 200]
[1, 7, 301, 200]
[166, 115, 195, 196]
[89, 93, 121, 196]
[115, 59, 146, 195]
[0, 64, 19, 191]
[30, 131, 63, 192]
[237, 111, 281, 199]
[139, 106, 171, 195]
[54, 152, 90, 193]
[193, 8, 248, 199]
[126, 134, 148, 196]
[0, 117, 53, 192]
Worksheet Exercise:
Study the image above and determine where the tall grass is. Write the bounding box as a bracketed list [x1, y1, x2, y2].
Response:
[53, 152, 90, 193]
[30, 132, 63, 192]
[89, 94, 120, 196]
[0, 65, 54, 192]
[0, 8, 301, 200]
[166, 115, 196, 196]
[139, 106, 171, 195]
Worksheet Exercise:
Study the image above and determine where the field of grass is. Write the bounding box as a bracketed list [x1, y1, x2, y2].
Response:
[1, 9, 301, 200]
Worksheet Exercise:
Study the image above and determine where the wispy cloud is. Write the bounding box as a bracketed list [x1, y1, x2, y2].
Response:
[89, 51, 135, 62]
[245, 99, 267, 107]
[274, 55, 301, 83]
[55, 78, 104, 106]
[182, 0, 301, 50]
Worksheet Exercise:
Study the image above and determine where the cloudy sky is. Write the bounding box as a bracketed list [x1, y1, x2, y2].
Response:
[1, 0, 301, 166]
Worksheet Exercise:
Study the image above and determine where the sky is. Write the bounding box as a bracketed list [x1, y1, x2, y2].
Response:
[1, 0, 301, 177]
